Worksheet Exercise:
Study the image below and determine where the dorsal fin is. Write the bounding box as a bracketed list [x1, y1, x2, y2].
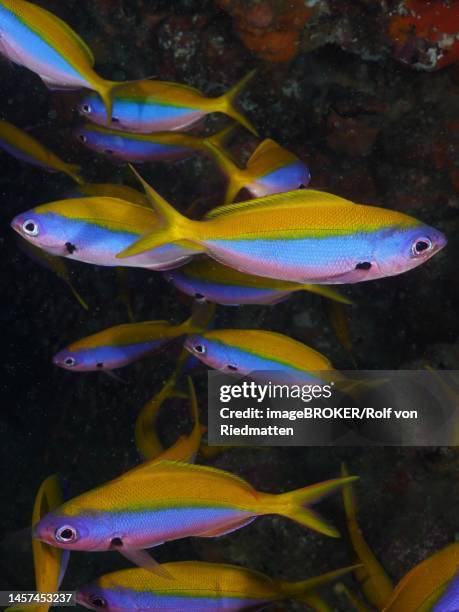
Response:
[246, 139, 289, 166]
[22, 2, 95, 66]
[204, 189, 355, 220]
[119, 459, 256, 493]
[53, 15, 95, 65]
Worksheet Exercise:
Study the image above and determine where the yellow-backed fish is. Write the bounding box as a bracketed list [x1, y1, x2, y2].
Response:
[53, 305, 213, 372]
[0, 120, 83, 183]
[34, 460, 357, 572]
[165, 256, 351, 306]
[76, 561, 359, 611]
[74, 122, 242, 164]
[116, 169, 447, 285]
[77, 70, 257, 134]
[0, 0, 117, 120]
[206, 137, 311, 203]
[11, 196, 195, 271]
[185, 328, 337, 385]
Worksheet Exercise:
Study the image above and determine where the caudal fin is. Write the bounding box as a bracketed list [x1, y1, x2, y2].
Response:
[203, 139, 246, 204]
[215, 70, 258, 135]
[281, 565, 362, 604]
[264, 475, 358, 537]
[117, 166, 202, 258]
[96, 79, 118, 125]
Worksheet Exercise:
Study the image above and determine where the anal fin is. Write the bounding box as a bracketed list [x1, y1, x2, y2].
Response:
[197, 516, 256, 538]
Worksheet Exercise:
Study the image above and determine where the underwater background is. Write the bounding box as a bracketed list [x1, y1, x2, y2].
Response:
[1, 0, 459, 609]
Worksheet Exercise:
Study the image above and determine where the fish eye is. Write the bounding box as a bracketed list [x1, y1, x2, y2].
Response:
[412, 237, 433, 257]
[82, 104, 92, 114]
[227, 364, 238, 371]
[64, 357, 76, 367]
[78, 134, 87, 143]
[194, 293, 206, 302]
[193, 344, 206, 354]
[22, 219, 39, 236]
[89, 595, 107, 608]
[55, 525, 78, 543]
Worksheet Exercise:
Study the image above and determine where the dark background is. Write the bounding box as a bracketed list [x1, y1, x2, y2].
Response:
[1, 1, 458, 609]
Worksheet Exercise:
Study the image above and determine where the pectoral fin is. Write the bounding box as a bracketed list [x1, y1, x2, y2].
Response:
[119, 548, 173, 579]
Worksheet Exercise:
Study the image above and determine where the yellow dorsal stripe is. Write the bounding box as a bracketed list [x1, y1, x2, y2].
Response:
[204, 189, 354, 220]
[8, 0, 95, 67]
[117, 459, 257, 494]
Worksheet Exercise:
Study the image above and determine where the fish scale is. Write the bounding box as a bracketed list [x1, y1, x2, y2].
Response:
[117, 172, 446, 284]
[0, 0, 116, 119]
[76, 562, 358, 611]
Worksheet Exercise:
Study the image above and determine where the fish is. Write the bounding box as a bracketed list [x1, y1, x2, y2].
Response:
[77, 70, 257, 134]
[73, 122, 239, 164]
[69, 182, 149, 207]
[383, 543, 459, 611]
[10, 196, 195, 271]
[0, 0, 116, 121]
[184, 328, 338, 385]
[340, 463, 394, 610]
[5, 475, 70, 612]
[33, 459, 357, 574]
[116, 169, 447, 284]
[75, 561, 359, 611]
[18, 237, 89, 310]
[135, 374, 203, 463]
[165, 257, 352, 306]
[52, 305, 213, 372]
[206, 137, 311, 203]
[0, 120, 83, 183]
[340, 463, 459, 612]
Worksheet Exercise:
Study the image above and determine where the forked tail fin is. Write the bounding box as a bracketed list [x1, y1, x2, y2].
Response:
[203, 139, 246, 204]
[262, 475, 358, 537]
[214, 70, 258, 135]
[96, 79, 118, 125]
[117, 166, 202, 258]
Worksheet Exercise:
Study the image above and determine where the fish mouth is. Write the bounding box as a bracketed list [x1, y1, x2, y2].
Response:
[10, 217, 24, 236]
[436, 233, 448, 252]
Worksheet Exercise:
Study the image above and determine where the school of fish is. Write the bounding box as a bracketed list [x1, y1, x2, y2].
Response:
[1, 1, 454, 610]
